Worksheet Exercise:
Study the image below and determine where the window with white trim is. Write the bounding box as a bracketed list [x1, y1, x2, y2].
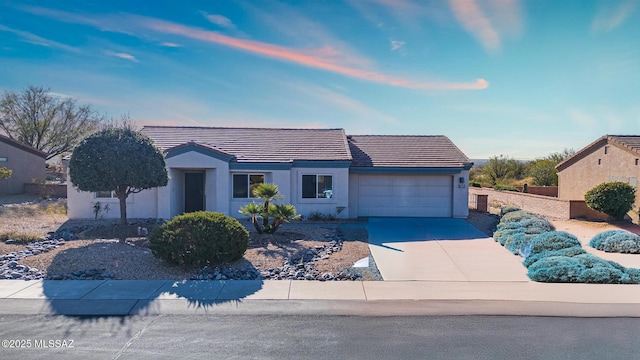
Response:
[302, 175, 333, 199]
[233, 174, 264, 198]
[95, 191, 116, 198]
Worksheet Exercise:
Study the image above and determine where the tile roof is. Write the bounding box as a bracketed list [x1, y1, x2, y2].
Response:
[142, 126, 352, 163]
[348, 135, 472, 168]
[556, 135, 640, 171]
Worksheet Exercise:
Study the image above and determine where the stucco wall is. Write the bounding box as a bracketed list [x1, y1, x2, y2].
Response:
[470, 187, 570, 219]
[0, 141, 46, 195]
[291, 167, 350, 218]
[469, 187, 611, 221]
[67, 183, 158, 220]
[558, 143, 640, 222]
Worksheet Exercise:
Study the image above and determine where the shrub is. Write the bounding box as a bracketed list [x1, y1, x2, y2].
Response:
[470, 181, 481, 188]
[527, 253, 635, 284]
[523, 246, 587, 268]
[150, 211, 249, 267]
[584, 182, 636, 221]
[589, 230, 625, 250]
[527, 256, 584, 282]
[527, 231, 582, 256]
[499, 206, 521, 216]
[589, 230, 640, 253]
[500, 210, 532, 223]
[496, 217, 552, 233]
[504, 231, 540, 255]
[239, 183, 300, 234]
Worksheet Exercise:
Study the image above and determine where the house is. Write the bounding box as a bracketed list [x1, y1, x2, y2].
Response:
[556, 135, 640, 222]
[0, 134, 47, 195]
[67, 126, 473, 219]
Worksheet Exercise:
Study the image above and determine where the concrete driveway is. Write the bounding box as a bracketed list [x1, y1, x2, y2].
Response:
[366, 218, 529, 281]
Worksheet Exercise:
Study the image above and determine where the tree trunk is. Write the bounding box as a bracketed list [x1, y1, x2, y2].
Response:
[116, 187, 128, 226]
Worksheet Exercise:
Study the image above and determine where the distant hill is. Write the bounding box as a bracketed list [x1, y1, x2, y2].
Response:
[471, 159, 488, 167]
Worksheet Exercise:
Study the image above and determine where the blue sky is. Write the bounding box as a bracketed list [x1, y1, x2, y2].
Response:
[0, 0, 639, 159]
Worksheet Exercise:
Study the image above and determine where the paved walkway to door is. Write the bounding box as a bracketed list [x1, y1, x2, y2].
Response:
[366, 218, 529, 281]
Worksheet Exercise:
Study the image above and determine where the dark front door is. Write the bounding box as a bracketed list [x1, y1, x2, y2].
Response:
[184, 172, 205, 213]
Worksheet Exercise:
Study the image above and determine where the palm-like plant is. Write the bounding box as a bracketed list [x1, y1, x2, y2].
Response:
[239, 183, 299, 234]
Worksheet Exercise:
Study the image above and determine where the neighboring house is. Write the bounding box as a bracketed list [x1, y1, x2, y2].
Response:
[556, 135, 640, 221]
[67, 126, 473, 220]
[0, 134, 47, 195]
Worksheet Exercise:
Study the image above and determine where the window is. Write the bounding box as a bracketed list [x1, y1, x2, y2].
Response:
[636, 159, 639, 166]
[302, 175, 333, 199]
[598, 159, 602, 165]
[233, 174, 264, 198]
[604, 146, 609, 154]
[0, 157, 6, 162]
[95, 191, 116, 198]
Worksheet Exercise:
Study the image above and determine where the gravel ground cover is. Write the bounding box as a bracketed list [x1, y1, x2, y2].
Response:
[1, 195, 497, 281]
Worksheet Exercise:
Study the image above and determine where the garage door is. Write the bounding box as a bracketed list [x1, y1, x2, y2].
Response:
[357, 175, 453, 217]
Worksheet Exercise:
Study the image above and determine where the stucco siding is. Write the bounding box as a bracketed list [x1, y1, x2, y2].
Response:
[0, 141, 46, 195]
[291, 167, 350, 218]
[229, 169, 291, 218]
[66, 183, 157, 219]
[558, 143, 640, 208]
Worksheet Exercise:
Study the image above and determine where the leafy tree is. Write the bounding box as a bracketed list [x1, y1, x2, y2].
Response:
[69, 128, 168, 225]
[239, 183, 300, 234]
[526, 159, 557, 186]
[0, 86, 103, 160]
[585, 182, 636, 221]
[481, 155, 523, 185]
[525, 149, 575, 186]
[0, 167, 11, 180]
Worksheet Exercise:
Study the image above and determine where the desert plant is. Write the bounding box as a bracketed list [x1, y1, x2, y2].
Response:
[527, 254, 634, 284]
[523, 246, 587, 268]
[239, 183, 300, 234]
[584, 182, 636, 221]
[149, 211, 249, 266]
[0, 167, 11, 180]
[527, 231, 582, 256]
[589, 230, 640, 253]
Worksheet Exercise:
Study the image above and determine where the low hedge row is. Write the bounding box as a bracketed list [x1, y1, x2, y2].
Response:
[495, 207, 640, 284]
[589, 230, 640, 253]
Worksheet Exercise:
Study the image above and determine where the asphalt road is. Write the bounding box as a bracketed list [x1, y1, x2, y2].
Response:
[1, 315, 640, 359]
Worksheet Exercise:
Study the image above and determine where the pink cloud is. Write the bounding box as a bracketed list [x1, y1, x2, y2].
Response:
[201, 12, 236, 29]
[18, 6, 488, 91]
[449, 0, 501, 51]
[140, 17, 487, 90]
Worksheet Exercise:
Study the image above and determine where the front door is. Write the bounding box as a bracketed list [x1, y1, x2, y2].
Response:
[184, 172, 205, 213]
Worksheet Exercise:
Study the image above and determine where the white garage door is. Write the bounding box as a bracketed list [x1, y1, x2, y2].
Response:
[357, 175, 453, 217]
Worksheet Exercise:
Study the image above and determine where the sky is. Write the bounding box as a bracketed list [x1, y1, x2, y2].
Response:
[0, 0, 639, 160]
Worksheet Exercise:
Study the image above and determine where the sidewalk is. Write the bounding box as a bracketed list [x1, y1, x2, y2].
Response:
[2, 279, 640, 317]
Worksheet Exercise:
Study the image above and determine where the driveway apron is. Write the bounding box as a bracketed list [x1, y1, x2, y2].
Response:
[366, 218, 529, 281]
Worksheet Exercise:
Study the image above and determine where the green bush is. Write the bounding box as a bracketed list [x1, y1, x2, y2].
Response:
[584, 182, 636, 220]
[150, 211, 249, 267]
[469, 181, 481, 188]
[589, 230, 640, 253]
